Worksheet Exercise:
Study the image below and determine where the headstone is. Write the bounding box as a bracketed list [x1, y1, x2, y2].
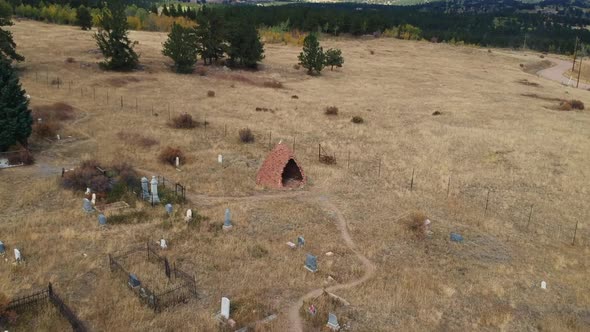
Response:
[14, 248, 21, 262]
[0, 241, 5, 255]
[56, 134, 61, 140]
[86, 188, 91, 195]
[165, 203, 173, 215]
[450, 233, 463, 242]
[223, 208, 232, 230]
[141, 177, 149, 200]
[185, 209, 193, 222]
[218, 154, 223, 164]
[160, 238, 167, 249]
[297, 236, 305, 247]
[175, 157, 180, 168]
[305, 254, 318, 273]
[221, 297, 230, 319]
[128, 274, 140, 288]
[0, 158, 8, 167]
[325, 252, 334, 256]
[327, 313, 340, 330]
[91, 193, 96, 205]
[38, 117, 42, 123]
[150, 176, 160, 204]
[98, 214, 107, 226]
[287, 242, 296, 249]
[83, 198, 93, 213]
[541, 281, 547, 290]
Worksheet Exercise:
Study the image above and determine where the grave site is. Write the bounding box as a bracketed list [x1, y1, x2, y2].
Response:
[0, 19, 589, 331]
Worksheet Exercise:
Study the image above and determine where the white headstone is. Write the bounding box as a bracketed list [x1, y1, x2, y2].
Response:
[221, 297, 230, 319]
[150, 176, 160, 204]
[218, 154, 223, 164]
[185, 209, 193, 222]
[86, 188, 91, 195]
[14, 248, 21, 262]
[541, 281, 547, 289]
[160, 239, 167, 249]
[175, 157, 180, 167]
[91, 193, 96, 205]
[56, 134, 61, 140]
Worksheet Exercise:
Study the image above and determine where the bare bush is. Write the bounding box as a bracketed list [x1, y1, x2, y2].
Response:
[293, 64, 300, 70]
[408, 211, 430, 239]
[171, 113, 196, 129]
[262, 80, 283, 89]
[7, 150, 35, 165]
[32, 102, 75, 121]
[558, 101, 573, 111]
[65, 57, 76, 63]
[207, 90, 215, 97]
[33, 122, 59, 138]
[570, 100, 585, 110]
[325, 106, 339, 116]
[239, 128, 255, 143]
[62, 160, 111, 193]
[351, 116, 364, 124]
[159, 147, 185, 166]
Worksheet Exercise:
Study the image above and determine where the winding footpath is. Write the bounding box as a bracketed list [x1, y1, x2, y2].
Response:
[536, 57, 590, 90]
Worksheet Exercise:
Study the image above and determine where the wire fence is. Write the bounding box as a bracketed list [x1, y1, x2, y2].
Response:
[20, 70, 589, 247]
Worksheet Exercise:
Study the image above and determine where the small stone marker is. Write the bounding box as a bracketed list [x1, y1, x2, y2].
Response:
[287, 241, 296, 249]
[141, 177, 150, 200]
[185, 209, 193, 222]
[91, 193, 96, 205]
[160, 238, 167, 249]
[128, 274, 140, 288]
[325, 252, 334, 257]
[83, 198, 93, 213]
[541, 281, 547, 290]
[297, 236, 305, 247]
[218, 154, 223, 164]
[223, 208, 232, 230]
[98, 214, 107, 226]
[221, 297, 230, 319]
[150, 176, 160, 204]
[0, 241, 5, 255]
[86, 188, 91, 195]
[14, 248, 21, 262]
[175, 156, 180, 168]
[450, 232, 463, 242]
[305, 254, 318, 273]
[165, 203, 173, 215]
[327, 313, 340, 330]
[56, 134, 61, 140]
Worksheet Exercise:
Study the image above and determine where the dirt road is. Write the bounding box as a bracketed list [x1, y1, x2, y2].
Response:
[537, 57, 590, 90]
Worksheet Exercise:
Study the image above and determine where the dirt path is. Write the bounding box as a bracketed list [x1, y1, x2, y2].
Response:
[537, 57, 590, 90]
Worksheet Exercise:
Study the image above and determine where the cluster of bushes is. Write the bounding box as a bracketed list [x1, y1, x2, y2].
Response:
[259, 27, 307, 46]
[381, 24, 422, 40]
[31, 102, 75, 139]
[159, 146, 185, 166]
[298, 34, 343, 75]
[62, 160, 139, 195]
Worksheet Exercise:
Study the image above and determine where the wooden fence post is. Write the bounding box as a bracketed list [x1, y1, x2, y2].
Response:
[410, 168, 415, 191]
[447, 175, 451, 197]
[526, 204, 534, 229]
[484, 190, 491, 216]
[572, 220, 579, 245]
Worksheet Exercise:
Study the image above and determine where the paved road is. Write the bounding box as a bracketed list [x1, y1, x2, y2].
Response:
[537, 57, 590, 90]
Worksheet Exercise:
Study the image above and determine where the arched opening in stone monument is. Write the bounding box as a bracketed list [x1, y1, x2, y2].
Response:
[282, 159, 304, 187]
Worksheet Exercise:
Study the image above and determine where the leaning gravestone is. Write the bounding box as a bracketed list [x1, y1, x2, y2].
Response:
[141, 177, 150, 200]
[128, 274, 141, 288]
[223, 208, 232, 230]
[305, 254, 318, 273]
[450, 233, 463, 242]
[221, 297, 230, 320]
[298, 236, 305, 248]
[98, 214, 107, 226]
[327, 313, 340, 330]
[150, 176, 160, 204]
[165, 204, 173, 215]
[14, 248, 22, 262]
[83, 198, 93, 213]
[0, 241, 5, 255]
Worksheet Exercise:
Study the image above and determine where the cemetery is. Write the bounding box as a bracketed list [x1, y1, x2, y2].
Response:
[1, 19, 589, 331]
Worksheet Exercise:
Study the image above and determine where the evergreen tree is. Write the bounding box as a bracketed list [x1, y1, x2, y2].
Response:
[161, 5, 169, 16]
[195, 6, 225, 65]
[298, 33, 324, 75]
[324, 48, 343, 71]
[149, 4, 158, 15]
[176, 4, 183, 17]
[226, 19, 264, 69]
[0, 59, 32, 151]
[162, 23, 198, 73]
[168, 4, 177, 17]
[94, 0, 139, 71]
[0, 0, 24, 62]
[76, 5, 93, 30]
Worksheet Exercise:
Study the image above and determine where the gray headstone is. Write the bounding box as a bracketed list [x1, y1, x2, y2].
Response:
[141, 177, 149, 199]
[165, 203, 173, 215]
[221, 297, 230, 319]
[0, 241, 5, 254]
[305, 254, 317, 273]
[223, 208, 232, 230]
[327, 313, 340, 330]
[98, 214, 107, 225]
[450, 233, 463, 242]
[150, 176, 160, 204]
[128, 274, 140, 288]
[83, 198, 93, 213]
[297, 236, 305, 247]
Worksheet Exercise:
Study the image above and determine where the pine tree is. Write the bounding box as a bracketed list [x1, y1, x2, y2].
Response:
[94, 0, 139, 71]
[195, 6, 225, 65]
[298, 33, 324, 75]
[226, 19, 264, 69]
[0, 59, 32, 152]
[0, 0, 24, 62]
[76, 5, 93, 31]
[161, 5, 169, 16]
[324, 48, 343, 71]
[162, 23, 198, 73]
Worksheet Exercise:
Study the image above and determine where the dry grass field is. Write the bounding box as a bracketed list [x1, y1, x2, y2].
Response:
[1, 19, 589, 331]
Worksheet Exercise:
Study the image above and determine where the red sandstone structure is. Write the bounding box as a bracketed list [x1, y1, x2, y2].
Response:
[256, 143, 306, 189]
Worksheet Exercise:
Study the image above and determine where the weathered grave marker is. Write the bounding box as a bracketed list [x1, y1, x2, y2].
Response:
[150, 176, 160, 204]
[450, 233, 463, 242]
[91, 193, 96, 206]
[287, 242, 296, 249]
[223, 208, 232, 231]
[14, 248, 22, 262]
[86, 188, 91, 195]
[165, 204, 173, 215]
[160, 238, 167, 249]
[98, 214, 107, 226]
[327, 313, 340, 330]
[221, 297, 230, 319]
[218, 154, 223, 164]
[128, 274, 140, 288]
[0, 241, 5, 255]
[541, 281, 547, 290]
[83, 198, 93, 213]
[185, 209, 193, 222]
[175, 157, 180, 168]
[298, 236, 305, 248]
[305, 254, 318, 272]
[141, 177, 149, 200]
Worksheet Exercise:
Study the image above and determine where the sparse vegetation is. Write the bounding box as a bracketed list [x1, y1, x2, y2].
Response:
[171, 113, 196, 129]
[351, 116, 364, 123]
[239, 128, 255, 143]
[207, 90, 215, 97]
[159, 146, 185, 166]
[325, 106, 339, 116]
[116, 132, 159, 147]
[61, 160, 139, 194]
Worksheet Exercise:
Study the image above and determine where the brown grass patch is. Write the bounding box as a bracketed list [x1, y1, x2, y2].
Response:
[32, 102, 75, 121]
[521, 93, 564, 102]
[207, 90, 215, 97]
[159, 146, 185, 166]
[116, 132, 159, 147]
[570, 99, 585, 110]
[65, 57, 76, 63]
[516, 79, 540, 87]
[105, 76, 143, 88]
[33, 122, 59, 138]
[521, 60, 553, 74]
[351, 116, 364, 124]
[170, 113, 196, 129]
[558, 101, 573, 111]
[239, 128, 255, 143]
[325, 106, 339, 116]
[262, 80, 283, 89]
[7, 150, 35, 165]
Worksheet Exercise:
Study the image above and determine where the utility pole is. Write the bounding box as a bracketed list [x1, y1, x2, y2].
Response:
[577, 55, 583, 88]
[523, 33, 527, 50]
[572, 37, 579, 72]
